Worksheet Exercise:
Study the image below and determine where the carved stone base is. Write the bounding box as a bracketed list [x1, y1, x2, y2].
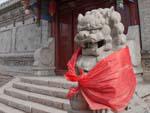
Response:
[32, 66, 55, 76]
[0, 53, 34, 76]
[142, 53, 150, 81]
[68, 92, 93, 113]
[33, 38, 55, 76]
[68, 109, 93, 113]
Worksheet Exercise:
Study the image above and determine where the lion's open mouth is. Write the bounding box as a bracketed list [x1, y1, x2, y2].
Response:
[84, 39, 106, 49]
[97, 40, 106, 48]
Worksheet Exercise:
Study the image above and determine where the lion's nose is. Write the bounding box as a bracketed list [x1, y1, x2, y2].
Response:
[78, 31, 89, 40]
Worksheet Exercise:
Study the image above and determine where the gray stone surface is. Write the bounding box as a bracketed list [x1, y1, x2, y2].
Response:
[138, 0, 150, 52]
[15, 24, 41, 52]
[0, 76, 72, 113]
[0, 29, 12, 53]
[142, 53, 150, 81]
[0, 103, 26, 113]
[33, 38, 55, 76]
[122, 94, 150, 113]
[0, 76, 150, 113]
[13, 82, 68, 99]
[20, 77, 77, 89]
[127, 25, 143, 74]
[135, 75, 150, 99]
[4, 88, 71, 110]
[0, 74, 13, 87]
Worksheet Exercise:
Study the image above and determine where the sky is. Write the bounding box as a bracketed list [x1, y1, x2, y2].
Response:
[0, 0, 9, 4]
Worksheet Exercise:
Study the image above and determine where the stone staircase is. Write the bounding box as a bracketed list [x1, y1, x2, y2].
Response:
[0, 77, 77, 113]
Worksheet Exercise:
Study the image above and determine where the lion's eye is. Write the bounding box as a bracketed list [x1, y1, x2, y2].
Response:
[91, 30, 96, 33]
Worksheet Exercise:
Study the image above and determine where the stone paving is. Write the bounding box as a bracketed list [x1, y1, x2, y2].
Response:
[0, 74, 13, 87]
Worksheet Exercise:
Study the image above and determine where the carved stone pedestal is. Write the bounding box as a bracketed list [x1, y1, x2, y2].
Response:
[32, 66, 55, 76]
[33, 39, 55, 76]
[68, 110, 93, 113]
[68, 92, 93, 113]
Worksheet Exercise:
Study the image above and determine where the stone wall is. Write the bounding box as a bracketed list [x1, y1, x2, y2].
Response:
[138, 0, 150, 80]
[0, 0, 55, 76]
[138, 0, 150, 52]
[127, 25, 143, 74]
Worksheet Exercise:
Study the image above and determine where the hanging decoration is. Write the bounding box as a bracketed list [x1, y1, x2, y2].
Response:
[128, 0, 135, 3]
[116, 0, 124, 9]
[41, 0, 51, 21]
[21, 0, 30, 10]
[21, 0, 40, 25]
[116, 0, 135, 9]
[21, 0, 56, 26]
[49, 0, 57, 17]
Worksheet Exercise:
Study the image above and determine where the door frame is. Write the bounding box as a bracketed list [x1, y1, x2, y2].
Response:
[52, 0, 140, 75]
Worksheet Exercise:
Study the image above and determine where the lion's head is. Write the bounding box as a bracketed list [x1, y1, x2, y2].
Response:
[75, 7, 127, 72]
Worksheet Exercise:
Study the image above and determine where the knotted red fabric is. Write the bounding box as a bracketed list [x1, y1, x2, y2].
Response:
[65, 47, 136, 112]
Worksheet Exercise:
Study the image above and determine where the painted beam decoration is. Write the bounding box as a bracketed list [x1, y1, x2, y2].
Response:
[21, 0, 56, 24]
[117, 0, 124, 8]
[117, 0, 135, 9]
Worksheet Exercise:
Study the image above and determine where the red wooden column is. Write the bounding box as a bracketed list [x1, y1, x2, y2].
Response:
[116, 0, 139, 33]
[127, 0, 139, 25]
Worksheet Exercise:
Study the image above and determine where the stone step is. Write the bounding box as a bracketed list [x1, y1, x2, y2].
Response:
[13, 82, 68, 99]
[4, 88, 71, 111]
[20, 77, 77, 89]
[0, 103, 25, 113]
[0, 94, 67, 113]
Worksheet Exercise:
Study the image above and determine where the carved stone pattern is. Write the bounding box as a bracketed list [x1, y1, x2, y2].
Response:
[0, 56, 34, 66]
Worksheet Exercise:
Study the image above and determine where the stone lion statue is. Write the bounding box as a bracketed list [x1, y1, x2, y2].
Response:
[68, 7, 126, 113]
[68, 7, 149, 113]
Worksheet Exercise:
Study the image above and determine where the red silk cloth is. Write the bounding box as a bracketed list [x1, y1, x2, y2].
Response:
[65, 47, 136, 112]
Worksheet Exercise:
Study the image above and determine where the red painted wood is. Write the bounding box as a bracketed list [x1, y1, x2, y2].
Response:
[128, 1, 139, 25]
[55, 10, 74, 75]
[116, 4, 131, 34]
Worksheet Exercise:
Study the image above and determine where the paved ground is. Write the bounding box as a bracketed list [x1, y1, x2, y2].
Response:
[0, 74, 13, 87]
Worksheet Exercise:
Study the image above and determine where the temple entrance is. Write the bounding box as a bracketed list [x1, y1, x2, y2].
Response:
[55, 0, 138, 75]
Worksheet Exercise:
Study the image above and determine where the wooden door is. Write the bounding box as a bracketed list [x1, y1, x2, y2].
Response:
[56, 10, 74, 74]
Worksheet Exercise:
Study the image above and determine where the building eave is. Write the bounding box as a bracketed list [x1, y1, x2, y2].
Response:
[0, 0, 21, 14]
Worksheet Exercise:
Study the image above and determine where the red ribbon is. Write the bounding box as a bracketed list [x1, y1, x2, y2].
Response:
[65, 47, 136, 112]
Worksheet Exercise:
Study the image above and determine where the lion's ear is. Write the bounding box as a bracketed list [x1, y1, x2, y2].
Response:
[78, 14, 84, 22]
[107, 6, 114, 17]
[110, 6, 114, 12]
